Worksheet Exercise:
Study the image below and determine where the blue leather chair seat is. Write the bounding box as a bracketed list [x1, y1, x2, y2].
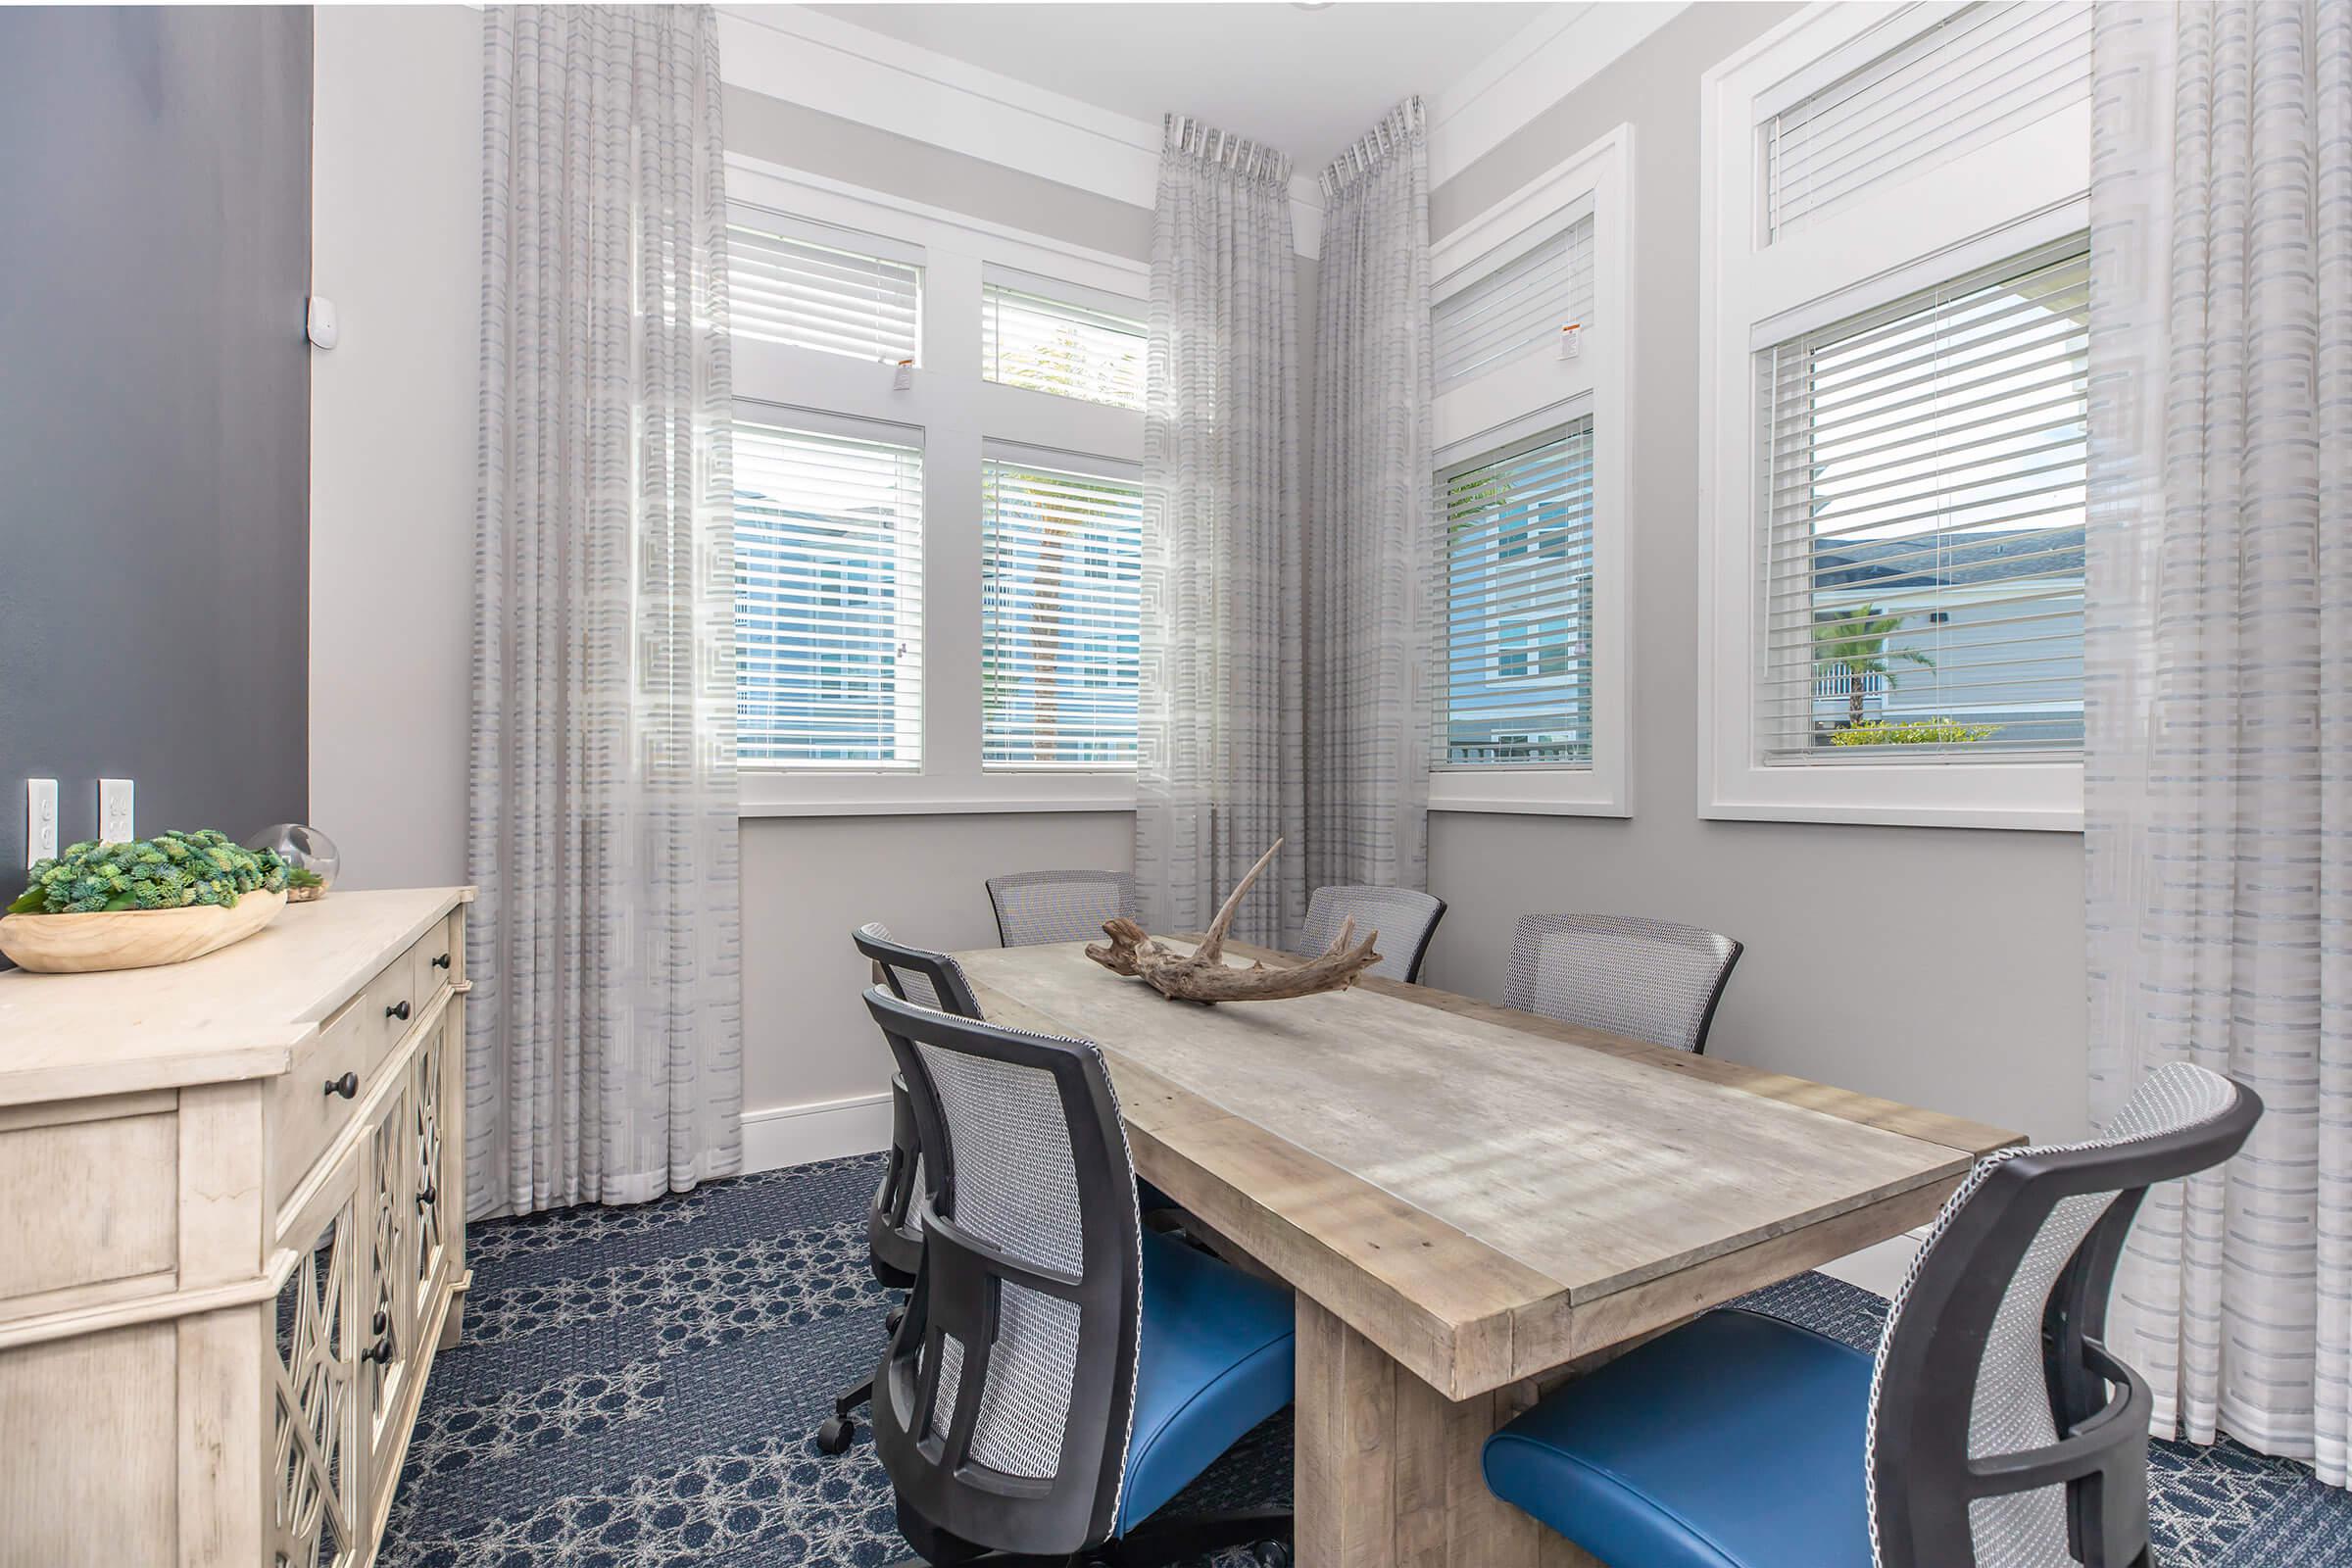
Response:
[1483, 1308, 1876, 1568]
[1118, 1228, 1296, 1535]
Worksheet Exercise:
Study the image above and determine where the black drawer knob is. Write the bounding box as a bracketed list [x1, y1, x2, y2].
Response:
[371, 1309, 388, 1336]
[385, 999, 412, 1021]
[361, 1337, 394, 1366]
[431, 953, 452, 970]
[324, 1072, 359, 1100]
[416, 1182, 439, 1209]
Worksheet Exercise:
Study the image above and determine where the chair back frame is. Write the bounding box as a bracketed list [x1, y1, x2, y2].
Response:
[853, 923, 983, 1285]
[863, 987, 1145, 1560]
[1304, 885, 1447, 985]
[985, 868, 1139, 949]
[1868, 1074, 2261, 1568]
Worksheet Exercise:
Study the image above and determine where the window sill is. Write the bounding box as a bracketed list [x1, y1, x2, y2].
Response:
[740, 772, 1137, 819]
[1699, 760, 2083, 833]
[1429, 768, 1628, 818]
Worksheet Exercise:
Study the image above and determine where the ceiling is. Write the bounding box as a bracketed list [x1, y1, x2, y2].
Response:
[803, 2, 1569, 173]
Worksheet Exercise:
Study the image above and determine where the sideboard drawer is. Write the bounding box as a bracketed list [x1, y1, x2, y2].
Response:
[416, 913, 460, 992]
[367, 945, 426, 1076]
[270, 997, 369, 1205]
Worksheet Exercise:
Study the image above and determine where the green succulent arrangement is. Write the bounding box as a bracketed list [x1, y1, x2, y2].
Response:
[8, 829, 289, 914]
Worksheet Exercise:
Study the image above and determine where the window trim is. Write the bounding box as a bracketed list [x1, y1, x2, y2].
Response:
[728, 156, 1147, 818]
[1429, 124, 1633, 819]
[1694, 3, 2090, 832]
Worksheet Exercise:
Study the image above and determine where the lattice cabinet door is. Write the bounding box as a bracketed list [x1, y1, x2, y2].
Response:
[360, 1079, 417, 1494]
[410, 1017, 453, 1324]
[268, 1162, 360, 1568]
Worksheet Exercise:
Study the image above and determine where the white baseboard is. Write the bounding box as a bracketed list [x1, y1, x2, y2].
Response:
[1819, 1224, 1932, 1300]
[740, 1090, 894, 1173]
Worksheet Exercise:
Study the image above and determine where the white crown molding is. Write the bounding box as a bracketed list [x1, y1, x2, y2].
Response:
[715, 4, 1327, 258]
[1428, 1, 1690, 187]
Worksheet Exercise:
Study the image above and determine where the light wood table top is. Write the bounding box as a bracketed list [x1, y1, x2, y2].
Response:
[956, 936, 2019, 1401]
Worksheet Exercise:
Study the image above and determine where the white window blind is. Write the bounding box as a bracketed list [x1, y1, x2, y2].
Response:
[1434, 214, 1594, 394]
[1754, 238, 2087, 761]
[982, 278, 1146, 411]
[1764, 2, 2093, 241]
[728, 215, 922, 364]
[980, 456, 1142, 767]
[1442, 420, 1595, 766]
[734, 417, 924, 768]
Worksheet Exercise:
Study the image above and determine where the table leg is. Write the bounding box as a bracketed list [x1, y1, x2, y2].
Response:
[1293, 1296, 1602, 1568]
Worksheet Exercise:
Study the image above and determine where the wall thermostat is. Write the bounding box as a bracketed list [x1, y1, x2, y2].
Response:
[307, 296, 340, 350]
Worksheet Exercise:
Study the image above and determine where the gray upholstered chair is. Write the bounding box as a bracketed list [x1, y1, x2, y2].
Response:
[1484, 1062, 2261, 1568]
[985, 867, 1139, 948]
[1300, 885, 1446, 984]
[1503, 913, 1742, 1054]
[818, 922, 985, 1456]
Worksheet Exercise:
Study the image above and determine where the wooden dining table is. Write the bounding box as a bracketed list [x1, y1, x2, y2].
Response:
[952, 935, 2020, 1568]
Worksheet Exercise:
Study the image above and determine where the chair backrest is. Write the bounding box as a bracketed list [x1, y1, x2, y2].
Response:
[1302, 885, 1446, 983]
[1866, 1062, 2261, 1568]
[855, 921, 983, 1018]
[1502, 913, 1742, 1054]
[986, 868, 1140, 948]
[862, 987, 1144, 1559]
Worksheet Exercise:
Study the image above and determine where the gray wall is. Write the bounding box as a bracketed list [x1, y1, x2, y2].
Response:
[1420, 3, 2089, 1143]
[0, 6, 313, 875]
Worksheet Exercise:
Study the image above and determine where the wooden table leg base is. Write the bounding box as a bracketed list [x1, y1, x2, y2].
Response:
[1293, 1297, 1602, 1568]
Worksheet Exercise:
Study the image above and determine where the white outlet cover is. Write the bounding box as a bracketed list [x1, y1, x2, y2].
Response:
[99, 778, 133, 844]
[25, 779, 57, 865]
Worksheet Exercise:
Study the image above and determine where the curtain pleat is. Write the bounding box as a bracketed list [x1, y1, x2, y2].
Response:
[2086, 0, 2352, 1480]
[1138, 117, 1306, 946]
[1304, 98, 1436, 900]
[467, 5, 743, 1218]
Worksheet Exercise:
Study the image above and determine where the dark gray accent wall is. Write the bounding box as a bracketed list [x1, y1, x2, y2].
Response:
[0, 6, 312, 880]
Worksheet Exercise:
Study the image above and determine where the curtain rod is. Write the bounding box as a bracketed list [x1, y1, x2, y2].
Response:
[1318, 96, 1425, 201]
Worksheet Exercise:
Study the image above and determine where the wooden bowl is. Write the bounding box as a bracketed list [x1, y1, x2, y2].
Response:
[0, 888, 289, 973]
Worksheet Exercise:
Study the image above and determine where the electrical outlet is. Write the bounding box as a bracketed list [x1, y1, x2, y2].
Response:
[24, 780, 57, 866]
[99, 778, 133, 844]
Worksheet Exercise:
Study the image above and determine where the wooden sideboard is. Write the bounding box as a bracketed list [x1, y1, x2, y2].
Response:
[0, 887, 473, 1568]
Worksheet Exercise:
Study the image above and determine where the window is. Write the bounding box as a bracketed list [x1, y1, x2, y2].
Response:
[1442, 423, 1594, 766]
[733, 417, 924, 768]
[982, 273, 1147, 411]
[1434, 209, 1594, 393]
[727, 168, 1147, 813]
[980, 455, 1143, 767]
[1756, 240, 2087, 761]
[1763, 2, 2093, 240]
[1426, 128, 1630, 816]
[729, 213, 922, 364]
[1698, 1, 2091, 829]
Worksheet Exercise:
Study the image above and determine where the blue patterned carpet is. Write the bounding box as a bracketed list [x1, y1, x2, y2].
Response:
[380, 1154, 2352, 1567]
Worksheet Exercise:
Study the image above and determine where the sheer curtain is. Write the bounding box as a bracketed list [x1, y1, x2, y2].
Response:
[1304, 98, 1437, 900]
[1138, 116, 1305, 946]
[2085, 0, 2352, 1478]
[466, 5, 743, 1217]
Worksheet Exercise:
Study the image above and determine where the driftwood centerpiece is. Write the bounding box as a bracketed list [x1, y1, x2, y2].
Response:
[1086, 839, 1382, 1003]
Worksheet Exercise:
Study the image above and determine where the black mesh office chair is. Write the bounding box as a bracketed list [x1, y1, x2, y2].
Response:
[863, 987, 1296, 1566]
[986, 868, 1140, 948]
[1301, 885, 1446, 983]
[1484, 1062, 2261, 1568]
[818, 923, 986, 1456]
[1503, 912, 1743, 1054]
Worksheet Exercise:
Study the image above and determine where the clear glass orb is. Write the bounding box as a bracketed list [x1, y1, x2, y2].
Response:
[246, 823, 341, 892]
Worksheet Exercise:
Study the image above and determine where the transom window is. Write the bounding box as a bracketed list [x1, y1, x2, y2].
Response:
[728, 212, 922, 365]
[982, 274, 1147, 412]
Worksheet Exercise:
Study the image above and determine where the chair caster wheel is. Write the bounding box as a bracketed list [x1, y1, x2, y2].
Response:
[816, 1415, 856, 1454]
[1257, 1544, 1294, 1568]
